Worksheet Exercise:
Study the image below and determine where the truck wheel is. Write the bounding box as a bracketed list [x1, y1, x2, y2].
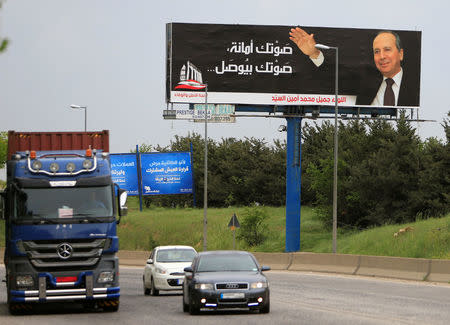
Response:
[150, 278, 159, 296]
[143, 276, 150, 295]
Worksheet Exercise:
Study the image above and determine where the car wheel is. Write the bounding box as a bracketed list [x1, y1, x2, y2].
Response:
[143, 275, 150, 295]
[150, 277, 159, 296]
[260, 299, 270, 314]
[189, 299, 200, 315]
[182, 296, 189, 312]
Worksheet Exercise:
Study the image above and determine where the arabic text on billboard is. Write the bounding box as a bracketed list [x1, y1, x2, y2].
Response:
[166, 23, 421, 108]
[140, 152, 193, 195]
[110, 154, 139, 196]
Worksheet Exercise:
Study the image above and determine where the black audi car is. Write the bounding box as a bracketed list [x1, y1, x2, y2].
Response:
[182, 250, 270, 314]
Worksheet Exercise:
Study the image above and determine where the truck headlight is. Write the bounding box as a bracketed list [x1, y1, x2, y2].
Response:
[194, 283, 214, 290]
[98, 271, 114, 283]
[83, 159, 93, 169]
[49, 162, 60, 173]
[250, 282, 268, 289]
[32, 160, 42, 170]
[16, 275, 34, 287]
[66, 162, 76, 172]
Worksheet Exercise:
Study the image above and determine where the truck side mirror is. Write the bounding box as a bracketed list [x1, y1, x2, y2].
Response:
[117, 188, 128, 222]
[114, 184, 128, 224]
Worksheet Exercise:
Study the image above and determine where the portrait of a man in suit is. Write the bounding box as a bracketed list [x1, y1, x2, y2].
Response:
[289, 27, 419, 107]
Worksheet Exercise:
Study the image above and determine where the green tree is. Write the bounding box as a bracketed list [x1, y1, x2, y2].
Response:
[0, 131, 7, 169]
[0, 1, 9, 54]
[134, 133, 287, 208]
[301, 121, 334, 205]
[305, 112, 447, 229]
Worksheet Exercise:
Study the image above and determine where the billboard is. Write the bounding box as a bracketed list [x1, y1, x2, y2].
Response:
[110, 154, 139, 195]
[140, 152, 193, 195]
[166, 23, 421, 108]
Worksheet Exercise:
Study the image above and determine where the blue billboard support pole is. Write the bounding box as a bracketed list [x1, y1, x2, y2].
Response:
[190, 142, 196, 208]
[136, 144, 143, 212]
[285, 117, 302, 252]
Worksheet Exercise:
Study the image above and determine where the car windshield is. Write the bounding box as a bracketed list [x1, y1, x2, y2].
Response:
[196, 254, 258, 272]
[156, 249, 197, 263]
[13, 186, 113, 221]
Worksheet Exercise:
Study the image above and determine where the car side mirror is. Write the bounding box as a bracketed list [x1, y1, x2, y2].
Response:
[147, 259, 153, 264]
[261, 265, 271, 272]
[184, 266, 193, 273]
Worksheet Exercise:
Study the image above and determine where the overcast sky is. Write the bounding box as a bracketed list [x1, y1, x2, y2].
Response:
[1, 0, 449, 179]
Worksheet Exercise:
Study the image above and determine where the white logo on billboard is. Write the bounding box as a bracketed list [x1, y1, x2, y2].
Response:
[175, 61, 206, 90]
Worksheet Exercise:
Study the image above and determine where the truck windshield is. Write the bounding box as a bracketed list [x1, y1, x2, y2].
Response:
[14, 186, 113, 222]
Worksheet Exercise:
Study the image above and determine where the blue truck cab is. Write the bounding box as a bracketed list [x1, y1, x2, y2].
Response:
[0, 131, 127, 314]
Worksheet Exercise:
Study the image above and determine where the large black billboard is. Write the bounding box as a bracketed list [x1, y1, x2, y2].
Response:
[166, 23, 421, 108]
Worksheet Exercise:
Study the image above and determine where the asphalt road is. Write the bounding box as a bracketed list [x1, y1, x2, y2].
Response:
[1, 265, 449, 324]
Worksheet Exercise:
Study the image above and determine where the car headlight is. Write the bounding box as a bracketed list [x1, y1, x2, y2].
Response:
[16, 275, 34, 287]
[98, 271, 114, 283]
[194, 283, 214, 290]
[250, 281, 268, 289]
[155, 267, 167, 274]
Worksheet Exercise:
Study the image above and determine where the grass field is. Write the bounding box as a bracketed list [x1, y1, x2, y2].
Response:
[116, 198, 450, 259]
[1, 197, 449, 259]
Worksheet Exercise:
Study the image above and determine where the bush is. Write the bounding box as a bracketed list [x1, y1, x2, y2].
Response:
[148, 234, 159, 250]
[237, 207, 269, 246]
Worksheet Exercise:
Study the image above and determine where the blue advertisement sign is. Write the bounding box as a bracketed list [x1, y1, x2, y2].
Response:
[110, 154, 139, 196]
[140, 152, 193, 195]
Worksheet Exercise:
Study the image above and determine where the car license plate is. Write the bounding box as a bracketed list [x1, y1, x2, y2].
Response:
[177, 279, 184, 285]
[220, 292, 245, 299]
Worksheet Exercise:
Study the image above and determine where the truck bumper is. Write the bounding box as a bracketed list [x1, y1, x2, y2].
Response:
[10, 272, 120, 303]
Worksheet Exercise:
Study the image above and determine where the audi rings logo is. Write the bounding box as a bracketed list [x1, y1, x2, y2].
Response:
[225, 283, 239, 289]
[57, 243, 73, 260]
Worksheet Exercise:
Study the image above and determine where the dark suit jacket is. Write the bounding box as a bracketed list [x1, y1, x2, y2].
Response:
[355, 69, 420, 107]
[313, 49, 420, 107]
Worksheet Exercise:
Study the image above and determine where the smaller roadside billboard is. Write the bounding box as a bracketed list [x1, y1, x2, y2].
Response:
[110, 154, 139, 195]
[140, 152, 193, 195]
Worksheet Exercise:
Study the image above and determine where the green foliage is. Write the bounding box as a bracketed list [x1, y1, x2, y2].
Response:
[237, 206, 269, 247]
[133, 111, 449, 229]
[147, 234, 159, 251]
[1, 203, 449, 259]
[304, 112, 450, 230]
[0, 1, 8, 54]
[137, 133, 286, 208]
[0, 131, 7, 169]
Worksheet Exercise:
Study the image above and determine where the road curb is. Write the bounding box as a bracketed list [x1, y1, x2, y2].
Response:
[1, 248, 449, 283]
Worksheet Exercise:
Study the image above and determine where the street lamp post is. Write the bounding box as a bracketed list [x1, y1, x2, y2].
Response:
[70, 104, 87, 131]
[315, 43, 338, 254]
[203, 85, 208, 252]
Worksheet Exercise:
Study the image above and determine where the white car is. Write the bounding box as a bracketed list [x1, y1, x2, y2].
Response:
[143, 245, 197, 296]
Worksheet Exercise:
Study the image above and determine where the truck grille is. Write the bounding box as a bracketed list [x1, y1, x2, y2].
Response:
[22, 239, 106, 268]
